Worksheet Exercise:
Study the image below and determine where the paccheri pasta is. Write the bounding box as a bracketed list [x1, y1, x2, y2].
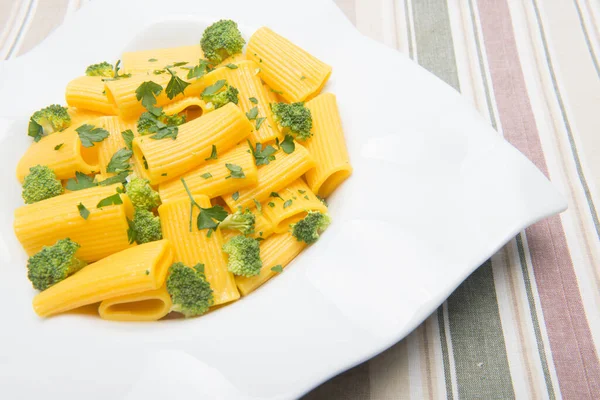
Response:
[14, 20, 351, 321]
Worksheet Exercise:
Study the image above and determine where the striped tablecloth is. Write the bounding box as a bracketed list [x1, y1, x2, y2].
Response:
[3, 1, 600, 399]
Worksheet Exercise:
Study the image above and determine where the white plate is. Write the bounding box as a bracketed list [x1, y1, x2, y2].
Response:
[0, 0, 566, 399]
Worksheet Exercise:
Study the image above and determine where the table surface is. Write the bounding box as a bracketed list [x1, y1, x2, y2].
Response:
[2, 0, 600, 398]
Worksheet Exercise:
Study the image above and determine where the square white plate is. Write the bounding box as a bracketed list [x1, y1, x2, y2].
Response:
[0, 0, 566, 399]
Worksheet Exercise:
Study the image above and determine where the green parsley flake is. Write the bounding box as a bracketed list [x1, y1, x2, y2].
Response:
[281, 134, 295, 154]
[283, 199, 292, 209]
[268, 202, 275, 208]
[54, 143, 64, 150]
[65, 171, 97, 191]
[246, 107, 258, 120]
[271, 265, 283, 273]
[225, 163, 245, 179]
[205, 145, 218, 160]
[249, 97, 258, 104]
[77, 203, 90, 220]
[121, 129, 134, 150]
[253, 199, 262, 213]
[225, 64, 238, 69]
[106, 148, 133, 173]
[232, 191, 240, 201]
[76, 124, 110, 147]
[165, 68, 190, 99]
[201, 172, 212, 179]
[97, 193, 123, 208]
[256, 117, 266, 130]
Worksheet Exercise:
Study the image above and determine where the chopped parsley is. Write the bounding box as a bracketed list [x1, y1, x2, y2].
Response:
[148, 58, 158, 62]
[249, 97, 258, 104]
[270, 88, 283, 95]
[232, 191, 239, 201]
[97, 171, 129, 186]
[248, 139, 276, 166]
[97, 193, 123, 208]
[225, 163, 245, 179]
[65, 171, 97, 191]
[253, 199, 262, 213]
[165, 68, 190, 99]
[271, 265, 283, 273]
[126, 217, 137, 244]
[205, 145, 218, 160]
[225, 63, 238, 69]
[246, 107, 258, 120]
[135, 81, 163, 114]
[76, 124, 109, 147]
[268, 202, 275, 208]
[121, 129, 134, 150]
[54, 143, 64, 150]
[201, 172, 212, 179]
[298, 189, 306, 194]
[77, 203, 90, 220]
[255, 117, 266, 130]
[106, 148, 133, 173]
[283, 199, 292, 209]
[187, 59, 214, 80]
[202, 80, 226, 96]
[270, 192, 283, 200]
[300, 76, 306, 80]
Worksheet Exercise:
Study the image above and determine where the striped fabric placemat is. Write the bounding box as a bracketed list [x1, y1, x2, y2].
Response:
[3, 1, 600, 399]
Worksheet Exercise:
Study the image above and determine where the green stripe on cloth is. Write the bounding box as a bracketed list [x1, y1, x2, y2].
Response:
[411, 1, 515, 397]
[437, 308, 454, 399]
[302, 363, 370, 399]
[411, 0, 460, 91]
[447, 262, 515, 398]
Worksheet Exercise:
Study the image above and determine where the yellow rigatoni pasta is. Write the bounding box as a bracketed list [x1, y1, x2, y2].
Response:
[33, 240, 173, 317]
[199, 60, 282, 144]
[132, 103, 252, 185]
[16, 126, 99, 182]
[305, 93, 352, 197]
[221, 212, 274, 243]
[14, 184, 133, 261]
[121, 45, 203, 74]
[104, 69, 205, 119]
[235, 233, 306, 295]
[159, 144, 257, 203]
[246, 27, 331, 103]
[98, 286, 172, 322]
[262, 179, 327, 233]
[162, 97, 207, 121]
[214, 53, 246, 69]
[159, 196, 240, 306]
[94, 116, 143, 178]
[223, 143, 315, 209]
[68, 107, 105, 127]
[66, 76, 117, 115]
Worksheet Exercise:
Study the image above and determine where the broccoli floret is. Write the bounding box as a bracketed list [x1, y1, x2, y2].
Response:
[166, 262, 214, 317]
[22, 165, 64, 204]
[28, 104, 71, 142]
[200, 19, 245, 63]
[126, 176, 161, 210]
[222, 235, 262, 277]
[219, 208, 255, 235]
[136, 111, 186, 136]
[85, 62, 114, 77]
[130, 208, 162, 244]
[291, 211, 331, 244]
[270, 102, 313, 141]
[201, 84, 239, 110]
[27, 238, 87, 291]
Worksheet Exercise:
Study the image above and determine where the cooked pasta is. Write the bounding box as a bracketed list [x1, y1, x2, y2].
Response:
[305, 93, 352, 197]
[159, 196, 240, 306]
[235, 233, 306, 295]
[198, 60, 282, 144]
[16, 125, 99, 182]
[246, 27, 332, 102]
[121, 45, 204, 74]
[132, 102, 252, 185]
[14, 184, 133, 261]
[66, 76, 118, 115]
[98, 286, 172, 322]
[223, 143, 315, 209]
[16, 20, 351, 321]
[159, 143, 257, 203]
[262, 179, 327, 233]
[33, 240, 173, 317]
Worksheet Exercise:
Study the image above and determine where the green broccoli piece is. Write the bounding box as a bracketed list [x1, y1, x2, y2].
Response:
[130, 208, 162, 244]
[27, 238, 87, 291]
[270, 102, 313, 141]
[166, 262, 214, 317]
[85, 62, 114, 77]
[219, 208, 255, 235]
[291, 211, 331, 244]
[201, 84, 239, 110]
[222, 235, 262, 277]
[126, 176, 161, 210]
[136, 111, 186, 136]
[200, 19, 246, 63]
[22, 165, 64, 204]
[28, 104, 71, 142]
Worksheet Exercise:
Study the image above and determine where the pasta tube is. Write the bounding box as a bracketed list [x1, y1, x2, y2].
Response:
[223, 143, 315, 209]
[33, 240, 173, 317]
[246, 27, 331, 102]
[121, 45, 203, 74]
[235, 233, 305, 295]
[98, 286, 172, 322]
[262, 179, 327, 233]
[66, 76, 117, 115]
[68, 107, 105, 127]
[199, 60, 282, 144]
[16, 126, 100, 182]
[158, 196, 240, 306]
[305, 93, 352, 197]
[94, 116, 143, 178]
[132, 102, 252, 185]
[14, 184, 133, 261]
[158, 143, 257, 203]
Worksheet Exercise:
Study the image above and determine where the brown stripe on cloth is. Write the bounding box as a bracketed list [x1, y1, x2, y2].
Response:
[476, 0, 600, 398]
